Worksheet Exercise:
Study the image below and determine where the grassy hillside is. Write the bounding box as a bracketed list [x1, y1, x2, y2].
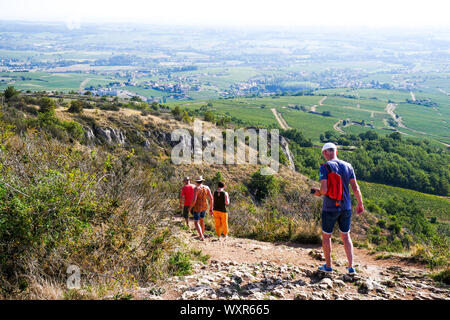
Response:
[0, 90, 448, 298]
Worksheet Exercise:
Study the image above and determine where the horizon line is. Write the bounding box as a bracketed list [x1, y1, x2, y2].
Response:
[1, 18, 450, 31]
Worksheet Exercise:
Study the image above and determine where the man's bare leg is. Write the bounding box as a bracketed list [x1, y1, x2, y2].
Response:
[340, 232, 354, 268]
[194, 221, 204, 240]
[200, 218, 205, 236]
[322, 232, 332, 268]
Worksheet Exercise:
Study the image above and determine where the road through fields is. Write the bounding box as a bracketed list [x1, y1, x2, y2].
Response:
[271, 108, 291, 129]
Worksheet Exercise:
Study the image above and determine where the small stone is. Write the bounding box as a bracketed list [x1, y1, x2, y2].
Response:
[272, 289, 285, 298]
[334, 280, 346, 288]
[308, 249, 325, 261]
[295, 279, 307, 286]
[294, 293, 309, 300]
[342, 274, 359, 283]
[320, 278, 333, 289]
[381, 280, 396, 288]
[358, 279, 374, 294]
[321, 292, 330, 299]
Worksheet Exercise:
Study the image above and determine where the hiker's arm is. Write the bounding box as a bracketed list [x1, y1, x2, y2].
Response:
[179, 190, 184, 209]
[350, 178, 364, 214]
[207, 187, 214, 214]
[225, 192, 230, 205]
[319, 179, 328, 195]
[313, 164, 328, 197]
[313, 180, 328, 197]
[189, 188, 197, 212]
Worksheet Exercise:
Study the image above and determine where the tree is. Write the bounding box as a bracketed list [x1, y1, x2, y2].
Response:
[281, 128, 312, 147]
[204, 111, 215, 123]
[39, 97, 56, 115]
[68, 100, 83, 113]
[172, 106, 183, 120]
[324, 130, 336, 141]
[248, 171, 280, 202]
[181, 110, 191, 123]
[4, 86, 20, 100]
[151, 102, 159, 111]
[389, 132, 402, 141]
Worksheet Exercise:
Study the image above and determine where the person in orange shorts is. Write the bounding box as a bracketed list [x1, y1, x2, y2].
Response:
[212, 181, 230, 239]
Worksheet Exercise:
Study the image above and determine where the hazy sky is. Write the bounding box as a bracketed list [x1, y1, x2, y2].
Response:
[1, 0, 450, 29]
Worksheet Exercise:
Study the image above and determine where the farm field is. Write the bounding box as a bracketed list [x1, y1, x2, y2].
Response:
[358, 181, 450, 222]
[395, 103, 450, 144]
[170, 91, 450, 145]
[314, 88, 413, 103]
[0, 72, 118, 92]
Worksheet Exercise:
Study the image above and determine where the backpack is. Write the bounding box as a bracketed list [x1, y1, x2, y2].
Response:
[322, 162, 344, 207]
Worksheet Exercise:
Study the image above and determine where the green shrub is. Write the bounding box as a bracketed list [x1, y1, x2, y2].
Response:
[377, 219, 387, 228]
[168, 251, 192, 276]
[39, 97, 56, 115]
[431, 269, 450, 285]
[388, 221, 402, 235]
[68, 100, 83, 113]
[4, 86, 20, 100]
[247, 170, 280, 202]
[0, 129, 179, 298]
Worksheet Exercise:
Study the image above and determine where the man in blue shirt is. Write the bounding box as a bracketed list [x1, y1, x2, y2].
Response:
[312, 142, 364, 274]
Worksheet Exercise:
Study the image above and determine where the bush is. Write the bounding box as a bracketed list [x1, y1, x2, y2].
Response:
[388, 221, 402, 235]
[204, 111, 215, 123]
[0, 129, 180, 298]
[39, 97, 56, 115]
[4, 86, 20, 100]
[431, 269, 450, 285]
[168, 251, 192, 276]
[68, 100, 83, 113]
[377, 219, 387, 228]
[247, 171, 280, 202]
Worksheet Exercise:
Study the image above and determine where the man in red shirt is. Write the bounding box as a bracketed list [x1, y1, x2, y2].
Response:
[179, 177, 195, 228]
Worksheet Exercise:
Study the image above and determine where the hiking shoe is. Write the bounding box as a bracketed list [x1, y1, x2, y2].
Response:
[348, 267, 357, 274]
[318, 264, 333, 272]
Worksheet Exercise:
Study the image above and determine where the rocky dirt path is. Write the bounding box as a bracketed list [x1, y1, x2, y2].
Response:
[129, 219, 449, 300]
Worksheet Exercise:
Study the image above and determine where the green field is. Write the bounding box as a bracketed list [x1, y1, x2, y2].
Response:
[168, 91, 450, 145]
[315, 88, 413, 103]
[279, 109, 337, 140]
[0, 72, 118, 92]
[359, 181, 450, 222]
[396, 103, 450, 144]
